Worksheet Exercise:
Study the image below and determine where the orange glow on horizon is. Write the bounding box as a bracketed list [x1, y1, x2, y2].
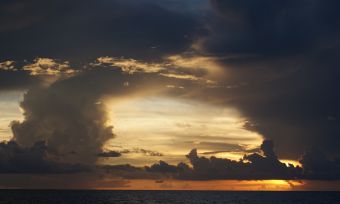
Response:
[2, 174, 340, 191]
[95, 179, 306, 191]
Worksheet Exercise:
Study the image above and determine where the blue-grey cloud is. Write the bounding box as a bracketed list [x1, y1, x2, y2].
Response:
[199, 0, 340, 159]
[0, 141, 89, 173]
[0, 0, 202, 62]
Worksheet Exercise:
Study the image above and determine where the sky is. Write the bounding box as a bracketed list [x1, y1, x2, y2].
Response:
[0, 0, 340, 190]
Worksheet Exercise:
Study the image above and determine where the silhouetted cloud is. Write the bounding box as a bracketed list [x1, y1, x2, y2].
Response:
[97, 151, 121, 158]
[3, 138, 340, 181]
[300, 148, 340, 180]
[119, 148, 164, 157]
[145, 140, 302, 180]
[98, 164, 161, 180]
[260, 140, 277, 160]
[0, 141, 89, 173]
[146, 161, 189, 174]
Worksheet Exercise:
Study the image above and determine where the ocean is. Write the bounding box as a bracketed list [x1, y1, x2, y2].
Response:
[0, 190, 339, 204]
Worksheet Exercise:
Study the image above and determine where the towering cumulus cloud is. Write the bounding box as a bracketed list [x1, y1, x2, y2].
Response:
[9, 66, 175, 164]
[10, 69, 125, 164]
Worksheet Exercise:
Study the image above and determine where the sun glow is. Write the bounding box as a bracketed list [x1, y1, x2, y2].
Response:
[97, 179, 305, 191]
[105, 96, 263, 166]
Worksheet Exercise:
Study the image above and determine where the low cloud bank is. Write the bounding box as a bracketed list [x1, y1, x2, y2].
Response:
[1, 139, 340, 181]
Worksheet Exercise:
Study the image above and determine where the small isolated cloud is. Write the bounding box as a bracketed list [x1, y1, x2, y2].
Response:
[159, 73, 200, 81]
[119, 148, 164, 157]
[97, 151, 121, 158]
[23, 58, 76, 76]
[0, 60, 16, 71]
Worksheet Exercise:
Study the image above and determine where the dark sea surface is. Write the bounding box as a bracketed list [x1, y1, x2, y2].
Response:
[0, 190, 339, 204]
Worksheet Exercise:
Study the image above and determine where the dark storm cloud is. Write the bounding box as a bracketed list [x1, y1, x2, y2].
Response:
[200, 0, 340, 159]
[208, 0, 340, 56]
[222, 46, 340, 160]
[0, 141, 88, 173]
[0, 0, 202, 62]
[300, 148, 340, 180]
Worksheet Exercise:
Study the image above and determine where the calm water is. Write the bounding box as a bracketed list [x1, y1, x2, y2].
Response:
[0, 190, 339, 204]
